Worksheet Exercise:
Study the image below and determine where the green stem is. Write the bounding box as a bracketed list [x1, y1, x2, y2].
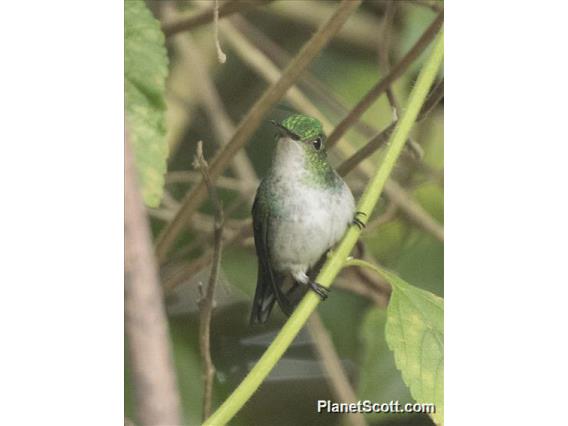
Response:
[204, 28, 444, 426]
[344, 258, 392, 282]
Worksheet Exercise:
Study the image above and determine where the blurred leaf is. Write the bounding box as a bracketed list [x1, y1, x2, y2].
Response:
[125, 0, 169, 207]
[358, 308, 414, 423]
[319, 289, 369, 360]
[396, 231, 444, 296]
[419, 110, 444, 171]
[363, 219, 411, 267]
[382, 268, 444, 425]
[413, 183, 444, 224]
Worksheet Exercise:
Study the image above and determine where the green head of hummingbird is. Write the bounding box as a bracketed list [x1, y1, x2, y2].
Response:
[250, 114, 364, 324]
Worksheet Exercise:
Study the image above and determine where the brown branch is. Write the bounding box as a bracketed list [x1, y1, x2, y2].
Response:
[155, 0, 363, 262]
[336, 78, 444, 177]
[230, 16, 375, 139]
[364, 200, 398, 234]
[307, 314, 368, 426]
[166, 171, 257, 193]
[334, 277, 388, 308]
[162, 218, 249, 294]
[377, 1, 424, 161]
[326, 10, 443, 148]
[124, 129, 182, 426]
[193, 141, 224, 420]
[162, 4, 258, 188]
[385, 180, 444, 241]
[162, 0, 275, 37]
[263, 0, 380, 52]
[378, 0, 398, 115]
[411, 0, 444, 13]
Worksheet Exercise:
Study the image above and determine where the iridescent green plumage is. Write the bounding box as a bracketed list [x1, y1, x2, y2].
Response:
[280, 114, 323, 141]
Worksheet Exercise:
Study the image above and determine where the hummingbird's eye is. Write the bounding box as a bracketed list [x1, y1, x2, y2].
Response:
[313, 137, 322, 150]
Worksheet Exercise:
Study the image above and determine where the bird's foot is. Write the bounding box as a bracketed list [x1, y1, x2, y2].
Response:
[352, 211, 367, 230]
[309, 281, 330, 301]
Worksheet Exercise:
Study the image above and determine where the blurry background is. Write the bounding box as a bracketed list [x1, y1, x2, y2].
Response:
[125, 1, 443, 425]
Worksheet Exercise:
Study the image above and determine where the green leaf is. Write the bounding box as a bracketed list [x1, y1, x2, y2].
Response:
[358, 308, 414, 423]
[345, 259, 443, 425]
[125, 0, 169, 207]
[382, 268, 444, 425]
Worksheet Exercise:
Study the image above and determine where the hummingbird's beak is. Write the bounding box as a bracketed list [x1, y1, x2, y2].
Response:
[270, 120, 300, 141]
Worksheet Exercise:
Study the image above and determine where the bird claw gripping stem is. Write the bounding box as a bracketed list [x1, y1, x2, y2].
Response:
[352, 211, 367, 230]
[309, 281, 330, 301]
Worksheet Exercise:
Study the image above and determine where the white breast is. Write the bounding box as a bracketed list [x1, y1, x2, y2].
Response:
[268, 138, 355, 274]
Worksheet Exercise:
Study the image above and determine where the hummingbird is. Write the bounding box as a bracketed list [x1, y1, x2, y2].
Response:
[250, 114, 364, 324]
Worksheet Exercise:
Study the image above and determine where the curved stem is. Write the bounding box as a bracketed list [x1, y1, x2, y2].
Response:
[204, 28, 444, 426]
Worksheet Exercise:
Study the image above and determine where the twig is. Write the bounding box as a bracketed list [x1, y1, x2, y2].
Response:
[364, 200, 398, 233]
[162, 217, 249, 294]
[336, 78, 444, 177]
[204, 28, 444, 426]
[124, 129, 182, 426]
[411, 0, 444, 13]
[377, 1, 423, 160]
[334, 275, 388, 308]
[378, 0, 398, 117]
[385, 180, 444, 241]
[162, 0, 275, 37]
[230, 16, 377, 139]
[166, 171, 256, 193]
[326, 10, 443, 148]
[214, 0, 227, 63]
[156, 0, 363, 262]
[193, 141, 224, 420]
[307, 314, 368, 426]
[162, 4, 258, 188]
[264, 0, 380, 51]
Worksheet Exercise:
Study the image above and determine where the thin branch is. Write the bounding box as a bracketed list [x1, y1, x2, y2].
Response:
[230, 16, 376, 139]
[378, 1, 424, 160]
[193, 141, 224, 420]
[214, 0, 227, 63]
[162, 4, 258, 188]
[334, 275, 388, 308]
[263, 0, 381, 51]
[166, 171, 256, 193]
[162, 0, 275, 37]
[156, 0, 363, 262]
[364, 201, 398, 233]
[378, 0, 398, 116]
[385, 180, 444, 241]
[306, 314, 368, 426]
[411, 0, 444, 13]
[124, 129, 182, 426]
[326, 10, 443, 148]
[336, 78, 444, 177]
[162, 222, 250, 293]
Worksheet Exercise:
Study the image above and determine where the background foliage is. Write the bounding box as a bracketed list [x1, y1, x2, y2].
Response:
[125, 1, 444, 425]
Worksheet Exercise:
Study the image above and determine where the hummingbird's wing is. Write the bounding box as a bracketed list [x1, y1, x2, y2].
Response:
[250, 189, 293, 324]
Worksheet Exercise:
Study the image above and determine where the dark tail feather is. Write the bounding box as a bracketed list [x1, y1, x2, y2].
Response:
[250, 270, 297, 324]
[250, 264, 278, 324]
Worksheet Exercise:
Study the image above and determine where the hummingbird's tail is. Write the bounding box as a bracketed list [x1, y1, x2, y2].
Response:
[249, 270, 296, 324]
